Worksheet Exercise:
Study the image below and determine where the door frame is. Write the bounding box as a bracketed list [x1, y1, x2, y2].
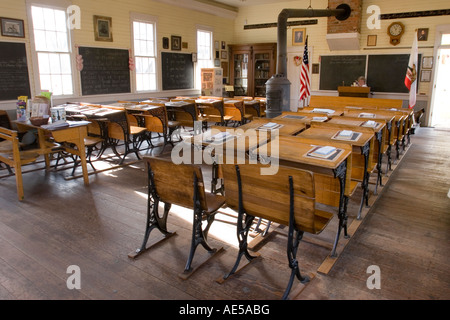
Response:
[426, 24, 450, 126]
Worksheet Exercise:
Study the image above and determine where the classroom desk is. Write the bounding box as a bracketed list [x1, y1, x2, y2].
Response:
[298, 126, 374, 219]
[223, 99, 246, 125]
[326, 117, 386, 194]
[184, 125, 270, 194]
[65, 105, 125, 159]
[244, 100, 262, 117]
[251, 135, 353, 257]
[238, 118, 307, 136]
[15, 120, 90, 185]
[342, 111, 395, 174]
[195, 99, 225, 125]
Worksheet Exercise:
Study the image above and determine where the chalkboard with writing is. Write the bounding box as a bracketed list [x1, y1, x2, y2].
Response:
[367, 54, 421, 93]
[79, 46, 130, 95]
[161, 52, 194, 90]
[0, 42, 31, 101]
[319, 55, 366, 91]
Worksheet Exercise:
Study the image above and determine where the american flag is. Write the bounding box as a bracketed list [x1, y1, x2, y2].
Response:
[299, 36, 311, 106]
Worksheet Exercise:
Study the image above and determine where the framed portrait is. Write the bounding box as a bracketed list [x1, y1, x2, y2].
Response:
[214, 59, 220, 67]
[192, 52, 197, 62]
[292, 28, 306, 46]
[182, 42, 188, 49]
[215, 50, 220, 59]
[367, 35, 377, 47]
[215, 41, 219, 50]
[0, 17, 25, 38]
[221, 41, 226, 50]
[417, 28, 428, 41]
[171, 35, 181, 51]
[221, 50, 228, 60]
[94, 15, 112, 42]
[422, 56, 433, 69]
[420, 70, 432, 82]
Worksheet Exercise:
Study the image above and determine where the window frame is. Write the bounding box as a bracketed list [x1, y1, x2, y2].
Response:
[130, 12, 158, 93]
[27, 0, 77, 97]
[196, 26, 214, 90]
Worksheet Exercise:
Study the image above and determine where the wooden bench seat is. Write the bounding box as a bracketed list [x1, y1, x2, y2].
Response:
[129, 156, 225, 279]
[220, 163, 334, 299]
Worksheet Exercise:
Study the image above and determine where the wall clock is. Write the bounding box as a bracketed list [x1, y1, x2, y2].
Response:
[387, 22, 405, 46]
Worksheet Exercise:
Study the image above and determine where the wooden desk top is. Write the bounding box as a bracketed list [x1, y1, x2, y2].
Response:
[238, 118, 306, 136]
[253, 135, 352, 171]
[273, 112, 328, 125]
[327, 117, 385, 132]
[184, 125, 268, 153]
[298, 126, 373, 148]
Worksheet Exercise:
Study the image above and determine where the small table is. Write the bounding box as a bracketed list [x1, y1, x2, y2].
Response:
[15, 120, 90, 185]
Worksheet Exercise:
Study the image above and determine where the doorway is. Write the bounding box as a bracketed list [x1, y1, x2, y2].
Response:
[431, 48, 450, 128]
[429, 30, 450, 128]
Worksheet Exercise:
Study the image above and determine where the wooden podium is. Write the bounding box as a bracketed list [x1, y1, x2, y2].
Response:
[338, 86, 370, 98]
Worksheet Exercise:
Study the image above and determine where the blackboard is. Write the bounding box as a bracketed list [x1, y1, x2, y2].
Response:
[161, 52, 194, 90]
[319, 55, 366, 90]
[0, 42, 31, 101]
[367, 54, 421, 93]
[79, 46, 130, 95]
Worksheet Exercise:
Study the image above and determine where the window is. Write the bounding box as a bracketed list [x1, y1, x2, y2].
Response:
[441, 34, 450, 45]
[133, 20, 157, 91]
[196, 29, 213, 88]
[31, 5, 73, 96]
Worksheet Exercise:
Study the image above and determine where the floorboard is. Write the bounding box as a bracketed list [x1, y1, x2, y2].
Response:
[0, 127, 449, 301]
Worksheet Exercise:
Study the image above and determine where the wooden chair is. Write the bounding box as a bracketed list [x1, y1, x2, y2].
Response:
[137, 103, 181, 151]
[129, 156, 225, 279]
[0, 127, 40, 201]
[106, 109, 147, 164]
[220, 163, 334, 300]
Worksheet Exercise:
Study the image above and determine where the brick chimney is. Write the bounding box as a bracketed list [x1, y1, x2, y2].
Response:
[326, 0, 362, 50]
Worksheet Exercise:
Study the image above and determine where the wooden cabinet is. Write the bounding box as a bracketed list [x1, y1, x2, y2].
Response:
[229, 43, 276, 97]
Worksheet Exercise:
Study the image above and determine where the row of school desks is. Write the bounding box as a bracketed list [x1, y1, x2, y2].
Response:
[181, 104, 414, 271]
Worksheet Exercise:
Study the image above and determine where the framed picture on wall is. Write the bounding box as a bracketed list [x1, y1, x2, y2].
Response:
[162, 37, 169, 49]
[420, 69, 432, 82]
[422, 56, 433, 69]
[171, 35, 181, 51]
[292, 28, 306, 46]
[94, 15, 113, 42]
[418, 28, 429, 41]
[94, 16, 113, 42]
[367, 35, 377, 47]
[0, 17, 25, 38]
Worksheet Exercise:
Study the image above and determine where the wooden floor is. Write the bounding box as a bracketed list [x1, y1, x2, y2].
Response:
[0, 127, 449, 301]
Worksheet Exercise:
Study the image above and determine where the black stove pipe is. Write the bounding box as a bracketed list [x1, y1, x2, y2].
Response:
[265, 4, 351, 118]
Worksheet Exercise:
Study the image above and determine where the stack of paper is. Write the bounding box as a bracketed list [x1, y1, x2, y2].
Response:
[311, 108, 335, 114]
[361, 120, 377, 128]
[337, 130, 353, 140]
[206, 131, 233, 143]
[308, 146, 337, 159]
[359, 113, 375, 118]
